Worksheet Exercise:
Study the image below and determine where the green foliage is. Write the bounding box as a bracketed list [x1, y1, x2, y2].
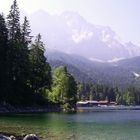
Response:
[116, 94, 123, 105]
[49, 66, 77, 112]
[0, 0, 52, 106]
[21, 16, 32, 45]
[6, 0, 33, 105]
[29, 34, 52, 93]
[77, 82, 140, 105]
[77, 82, 117, 102]
[0, 14, 8, 102]
[7, 0, 20, 42]
[122, 91, 135, 105]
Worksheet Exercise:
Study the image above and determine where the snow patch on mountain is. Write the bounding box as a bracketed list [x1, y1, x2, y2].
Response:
[108, 57, 125, 63]
[89, 58, 105, 63]
[72, 29, 93, 43]
[133, 72, 140, 78]
[29, 10, 140, 61]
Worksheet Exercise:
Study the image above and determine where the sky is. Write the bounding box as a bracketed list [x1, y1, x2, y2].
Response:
[0, 0, 140, 45]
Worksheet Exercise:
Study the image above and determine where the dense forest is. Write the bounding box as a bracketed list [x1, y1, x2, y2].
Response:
[0, 0, 140, 113]
[0, 0, 77, 112]
[77, 83, 140, 105]
[49, 54, 140, 105]
[48, 50, 140, 90]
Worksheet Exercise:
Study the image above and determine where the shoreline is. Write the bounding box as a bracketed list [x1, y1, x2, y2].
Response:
[0, 105, 140, 114]
[77, 105, 140, 112]
[0, 104, 61, 114]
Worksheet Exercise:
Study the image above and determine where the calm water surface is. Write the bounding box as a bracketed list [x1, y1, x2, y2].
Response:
[0, 110, 140, 140]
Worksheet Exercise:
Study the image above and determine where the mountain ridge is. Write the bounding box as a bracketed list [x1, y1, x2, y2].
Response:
[47, 49, 140, 89]
[29, 10, 140, 61]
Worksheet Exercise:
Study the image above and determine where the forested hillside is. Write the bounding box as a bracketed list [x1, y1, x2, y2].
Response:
[47, 50, 140, 89]
[0, 0, 77, 112]
[47, 50, 140, 105]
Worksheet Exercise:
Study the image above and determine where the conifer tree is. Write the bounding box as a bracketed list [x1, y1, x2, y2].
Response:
[20, 16, 32, 86]
[6, 0, 31, 105]
[21, 16, 32, 46]
[7, 0, 20, 42]
[0, 14, 8, 103]
[6, 0, 21, 82]
[29, 34, 52, 94]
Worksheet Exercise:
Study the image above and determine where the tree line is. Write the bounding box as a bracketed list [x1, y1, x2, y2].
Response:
[77, 82, 140, 105]
[0, 0, 77, 111]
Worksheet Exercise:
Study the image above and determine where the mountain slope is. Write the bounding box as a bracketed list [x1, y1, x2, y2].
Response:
[30, 10, 140, 61]
[47, 50, 140, 88]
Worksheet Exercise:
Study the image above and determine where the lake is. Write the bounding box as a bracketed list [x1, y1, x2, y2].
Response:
[0, 110, 140, 140]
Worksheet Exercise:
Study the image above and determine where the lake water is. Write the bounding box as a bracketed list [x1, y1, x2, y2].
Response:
[0, 110, 140, 140]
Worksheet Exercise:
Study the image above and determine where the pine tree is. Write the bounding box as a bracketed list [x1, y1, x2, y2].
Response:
[20, 16, 31, 86]
[6, 0, 21, 83]
[6, 0, 31, 105]
[21, 16, 32, 46]
[0, 14, 8, 103]
[7, 0, 20, 42]
[29, 34, 52, 94]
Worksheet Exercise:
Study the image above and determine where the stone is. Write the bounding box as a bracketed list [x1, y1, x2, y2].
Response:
[23, 134, 39, 140]
[9, 136, 16, 140]
[0, 135, 11, 140]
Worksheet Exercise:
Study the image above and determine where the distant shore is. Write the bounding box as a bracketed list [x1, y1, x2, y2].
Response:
[77, 105, 140, 112]
[1, 104, 140, 114]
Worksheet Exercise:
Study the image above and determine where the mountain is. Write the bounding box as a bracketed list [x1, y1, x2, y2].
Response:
[116, 56, 140, 75]
[29, 10, 140, 61]
[116, 56, 140, 68]
[47, 50, 140, 89]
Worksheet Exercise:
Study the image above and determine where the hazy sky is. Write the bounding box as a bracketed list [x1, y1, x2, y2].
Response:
[0, 0, 140, 45]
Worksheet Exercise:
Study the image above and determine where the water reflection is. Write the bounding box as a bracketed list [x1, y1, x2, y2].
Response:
[0, 111, 140, 140]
